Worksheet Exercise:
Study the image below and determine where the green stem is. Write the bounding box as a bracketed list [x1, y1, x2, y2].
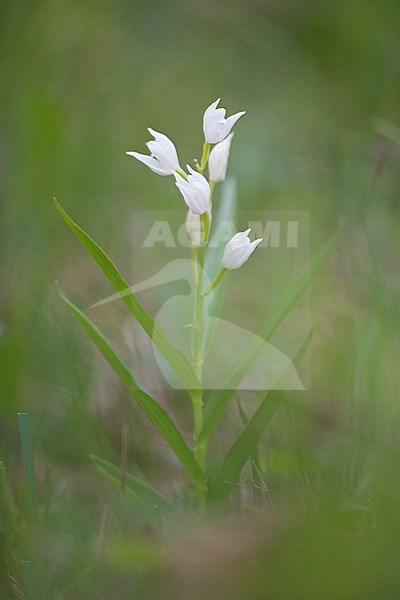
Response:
[202, 210, 211, 243]
[193, 243, 204, 381]
[202, 267, 227, 296]
[175, 167, 188, 181]
[191, 213, 209, 483]
[199, 141, 211, 174]
[190, 178, 213, 507]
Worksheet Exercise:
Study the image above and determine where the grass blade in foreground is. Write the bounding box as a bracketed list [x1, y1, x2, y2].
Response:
[209, 326, 314, 504]
[54, 199, 200, 393]
[17, 413, 38, 513]
[200, 228, 340, 446]
[21, 560, 36, 600]
[0, 462, 12, 595]
[57, 284, 205, 488]
[91, 454, 189, 530]
[237, 401, 263, 507]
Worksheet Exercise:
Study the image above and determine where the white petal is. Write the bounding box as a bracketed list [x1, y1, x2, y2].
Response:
[221, 228, 262, 269]
[186, 164, 198, 177]
[186, 210, 202, 247]
[147, 127, 179, 168]
[186, 205, 212, 247]
[225, 111, 246, 131]
[126, 151, 171, 176]
[208, 133, 234, 182]
[205, 98, 221, 112]
[203, 98, 246, 143]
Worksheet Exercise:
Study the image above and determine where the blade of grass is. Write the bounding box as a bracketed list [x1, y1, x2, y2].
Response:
[57, 284, 205, 488]
[17, 413, 38, 513]
[203, 177, 237, 354]
[209, 326, 314, 504]
[0, 462, 12, 595]
[91, 455, 190, 530]
[54, 199, 201, 394]
[21, 561, 36, 600]
[0, 462, 10, 536]
[238, 401, 262, 507]
[199, 227, 340, 446]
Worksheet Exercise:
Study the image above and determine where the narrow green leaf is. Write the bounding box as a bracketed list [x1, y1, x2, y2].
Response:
[203, 178, 237, 353]
[209, 326, 314, 504]
[91, 454, 189, 530]
[54, 199, 200, 393]
[0, 462, 9, 529]
[56, 284, 205, 488]
[200, 227, 340, 445]
[17, 413, 38, 512]
[238, 401, 262, 506]
[0, 462, 12, 593]
[21, 560, 36, 600]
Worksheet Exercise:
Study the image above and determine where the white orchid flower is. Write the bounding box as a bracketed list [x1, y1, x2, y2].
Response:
[221, 228, 263, 270]
[186, 206, 212, 247]
[208, 132, 234, 183]
[174, 165, 210, 215]
[126, 128, 180, 176]
[203, 99, 246, 144]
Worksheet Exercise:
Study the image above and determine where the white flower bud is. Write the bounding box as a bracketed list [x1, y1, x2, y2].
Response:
[185, 207, 212, 247]
[208, 133, 234, 183]
[126, 128, 180, 176]
[221, 228, 263, 270]
[174, 165, 210, 215]
[203, 98, 246, 144]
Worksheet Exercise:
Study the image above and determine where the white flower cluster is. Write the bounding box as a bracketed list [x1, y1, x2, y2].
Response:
[127, 99, 262, 270]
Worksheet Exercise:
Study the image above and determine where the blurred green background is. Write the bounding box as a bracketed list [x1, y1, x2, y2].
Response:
[1, 0, 400, 598]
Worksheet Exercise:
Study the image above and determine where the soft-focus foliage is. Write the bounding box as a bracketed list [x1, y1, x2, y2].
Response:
[1, 1, 400, 598]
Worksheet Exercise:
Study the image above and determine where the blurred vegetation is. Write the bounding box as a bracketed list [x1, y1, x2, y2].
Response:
[1, 0, 400, 598]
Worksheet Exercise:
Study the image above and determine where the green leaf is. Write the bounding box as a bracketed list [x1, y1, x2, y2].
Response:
[208, 326, 314, 504]
[56, 284, 205, 488]
[237, 401, 263, 507]
[200, 227, 340, 445]
[0, 462, 9, 528]
[203, 178, 237, 353]
[0, 462, 12, 590]
[54, 199, 200, 393]
[21, 560, 36, 600]
[91, 454, 189, 530]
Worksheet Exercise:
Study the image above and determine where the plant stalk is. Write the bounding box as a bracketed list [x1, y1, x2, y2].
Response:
[192, 146, 213, 507]
[192, 211, 211, 481]
[202, 266, 227, 296]
[198, 141, 211, 174]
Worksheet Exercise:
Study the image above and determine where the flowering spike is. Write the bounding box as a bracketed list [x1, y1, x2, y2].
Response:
[203, 99, 246, 144]
[126, 128, 180, 176]
[221, 228, 263, 270]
